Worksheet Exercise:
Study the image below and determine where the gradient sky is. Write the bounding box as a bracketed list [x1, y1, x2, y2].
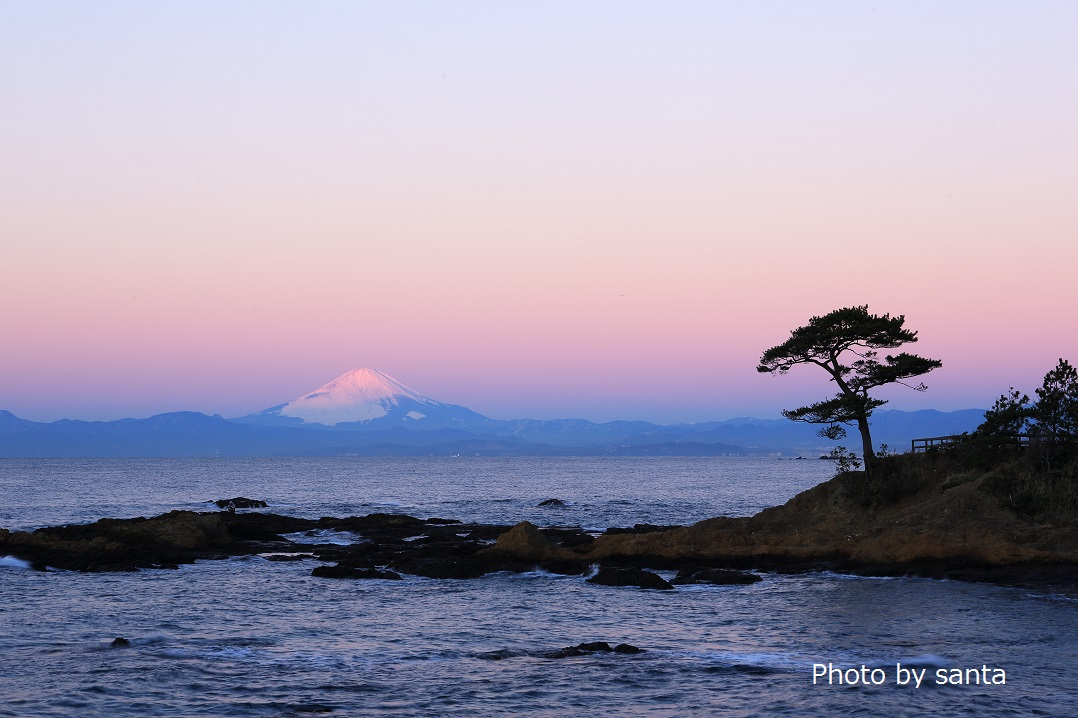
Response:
[2, 2, 1076, 423]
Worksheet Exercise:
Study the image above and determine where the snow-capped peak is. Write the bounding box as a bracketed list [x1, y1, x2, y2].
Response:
[277, 368, 444, 425]
[307, 368, 436, 404]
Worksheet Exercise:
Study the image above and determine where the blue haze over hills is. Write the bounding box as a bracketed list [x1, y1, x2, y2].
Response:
[0, 369, 984, 458]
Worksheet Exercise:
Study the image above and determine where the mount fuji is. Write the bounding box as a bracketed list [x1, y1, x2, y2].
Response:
[236, 368, 489, 429]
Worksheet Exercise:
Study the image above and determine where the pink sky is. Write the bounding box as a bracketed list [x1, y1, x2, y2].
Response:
[2, 3, 1076, 423]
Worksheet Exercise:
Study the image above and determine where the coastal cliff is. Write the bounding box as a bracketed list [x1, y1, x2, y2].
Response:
[583, 453, 1078, 576]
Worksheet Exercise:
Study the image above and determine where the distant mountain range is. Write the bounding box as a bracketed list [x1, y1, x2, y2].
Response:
[0, 368, 986, 458]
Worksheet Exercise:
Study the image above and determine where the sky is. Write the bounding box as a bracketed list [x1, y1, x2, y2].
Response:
[2, 2, 1076, 424]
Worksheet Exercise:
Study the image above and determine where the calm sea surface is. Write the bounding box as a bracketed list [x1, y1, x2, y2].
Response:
[1, 457, 1075, 717]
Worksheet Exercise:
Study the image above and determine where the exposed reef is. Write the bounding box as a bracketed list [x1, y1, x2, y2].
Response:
[3, 453, 1076, 590]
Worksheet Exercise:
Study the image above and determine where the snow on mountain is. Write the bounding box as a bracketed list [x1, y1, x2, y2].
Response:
[280, 368, 435, 424]
[241, 368, 488, 428]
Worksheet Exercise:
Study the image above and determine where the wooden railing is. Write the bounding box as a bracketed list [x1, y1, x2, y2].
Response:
[910, 434, 1032, 452]
[911, 435, 962, 452]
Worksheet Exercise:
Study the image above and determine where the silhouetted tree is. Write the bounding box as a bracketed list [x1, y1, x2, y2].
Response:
[975, 359, 1077, 442]
[975, 387, 1032, 439]
[1030, 358, 1078, 440]
[757, 306, 942, 477]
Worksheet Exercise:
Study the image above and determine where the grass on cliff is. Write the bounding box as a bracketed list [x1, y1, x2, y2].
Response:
[857, 441, 1078, 526]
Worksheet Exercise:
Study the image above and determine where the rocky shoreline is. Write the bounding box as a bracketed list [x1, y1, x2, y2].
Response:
[4, 460, 1077, 591]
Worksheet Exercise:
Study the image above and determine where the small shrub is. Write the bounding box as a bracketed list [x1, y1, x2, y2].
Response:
[826, 446, 861, 474]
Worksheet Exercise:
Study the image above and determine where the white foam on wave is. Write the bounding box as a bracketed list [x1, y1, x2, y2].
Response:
[895, 653, 953, 669]
[0, 555, 31, 569]
[696, 649, 807, 672]
[516, 568, 558, 578]
[506, 568, 608, 584]
[130, 634, 172, 648]
[281, 529, 365, 546]
[1023, 590, 1078, 604]
[816, 571, 911, 582]
[205, 646, 257, 660]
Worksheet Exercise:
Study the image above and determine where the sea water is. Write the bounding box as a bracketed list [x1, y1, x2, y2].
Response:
[1, 457, 1075, 717]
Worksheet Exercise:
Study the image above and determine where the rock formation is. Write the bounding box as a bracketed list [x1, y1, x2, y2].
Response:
[3, 453, 1076, 589]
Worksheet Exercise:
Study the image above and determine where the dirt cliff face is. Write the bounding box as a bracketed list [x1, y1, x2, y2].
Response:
[582, 460, 1078, 573]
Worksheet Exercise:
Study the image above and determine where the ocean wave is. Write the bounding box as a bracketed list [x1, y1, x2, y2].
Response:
[681, 649, 811, 676]
[280, 529, 365, 545]
[893, 653, 954, 669]
[0, 556, 31, 569]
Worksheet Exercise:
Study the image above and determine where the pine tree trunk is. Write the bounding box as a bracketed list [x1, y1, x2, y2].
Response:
[856, 415, 874, 478]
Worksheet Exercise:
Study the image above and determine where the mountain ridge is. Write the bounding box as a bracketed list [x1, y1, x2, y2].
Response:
[0, 407, 985, 458]
[0, 368, 986, 456]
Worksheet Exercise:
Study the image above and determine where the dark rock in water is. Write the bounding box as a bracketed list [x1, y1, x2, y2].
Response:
[110, 637, 130, 648]
[219, 518, 287, 542]
[391, 557, 492, 580]
[0, 510, 234, 572]
[220, 513, 315, 537]
[545, 641, 612, 658]
[614, 643, 645, 654]
[603, 523, 681, 535]
[456, 524, 514, 542]
[538, 498, 566, 507]
[587, 566, 673, 590]
[574, 641, 614, 652]
[264, 554, 313, 562]
[539, 526, 595, 549]
[214, 497, 267, 510]
[482, 521, 577, 563]
[312, 564, 401, 580]
[672, 568, 762, 585]
[538, 558, 590, 575]
[328, 513, 426, 531]
[424, 517, 462, 525]
[545, 641, 645, 658]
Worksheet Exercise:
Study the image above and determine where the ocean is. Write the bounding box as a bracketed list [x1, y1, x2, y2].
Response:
[1, 457, 1075, 717]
